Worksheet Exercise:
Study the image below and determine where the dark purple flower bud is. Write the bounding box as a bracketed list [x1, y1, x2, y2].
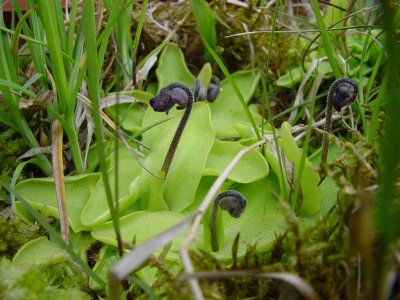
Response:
[192, 79, 207, 102]
[149, 83, 190, 112]
[207, 75, 221, 102]
[148, 82, 194, 176]
[218, 191, 247, 218]
[210, 190, 247, 252]
[331, 78, 358, 112]
[149, 93, 175, 112]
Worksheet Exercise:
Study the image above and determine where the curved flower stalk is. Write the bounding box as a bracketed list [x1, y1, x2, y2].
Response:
[210, 190, 247, 252]
[320, 78, 358, 167]
[149, 82, 194, 176]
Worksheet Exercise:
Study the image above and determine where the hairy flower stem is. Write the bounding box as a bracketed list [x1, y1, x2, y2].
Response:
[320, 78, 358, 168]
[161, 88, 193, 175]
[149, 82, 194, 176]
[210, 190, 246, 252]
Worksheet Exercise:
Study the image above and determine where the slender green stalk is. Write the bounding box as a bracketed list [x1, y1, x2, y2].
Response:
[37, 0, 83, 172]
[25, 1, 49, 88]
[190, 0, 217, 62]
[131, 0, 148, 85]
[367, 51, 385, 145]
[37, 0, 69, 113]
[310, 0, 341, 78]
[66, 0, 79, 57]
[103, 0, 133, 87]
[373, 1, 400, 297]
[357, 28, 372, 135]
[82, 0, 124, 258]
[0, 24, 46, 45]
[132, 0, 147, 60]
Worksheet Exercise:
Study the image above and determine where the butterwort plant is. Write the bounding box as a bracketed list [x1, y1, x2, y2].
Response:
[149, 82, 194, 176]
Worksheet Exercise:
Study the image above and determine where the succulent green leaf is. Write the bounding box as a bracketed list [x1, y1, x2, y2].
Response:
[279, 122, 321, 216]
[13, 237, 65, 266]
[210, 70, 261, 136]
[204, 140, 269, 183]
[91, 211, 188, 252]
[200, 175, 287, 261]
[81, 146, 142, 227]
[275, 66, 304, 88]
[264, 144, 291, 200]
[197, 63, 212, 87]
[14, 174, 101, 232]
[156, 43, 195, 89]
[310, 143, 342, 215]
[140, 102, 215, 211]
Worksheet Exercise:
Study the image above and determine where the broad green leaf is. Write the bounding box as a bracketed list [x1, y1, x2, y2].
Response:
[264, 144, 291, 200]
[318, 176, 338, 216]
[200, 175, 287, 261]
[279, 122, 321, 216]
[140, 102, 215, 211]
[197, 63, 212, 87]
[210, 70, 261, 136]
[204, 140, 269, 183]
[164, 104, 215, 211]
[81, 146, 142, 227]
[155, 45, 261, 138]
[13, 237, 65, 266]
[15, 173, 101, 232]
[210, 70, 260, 113]
[309, 143, 342, 215]
[91, 211, 189, 251]
[156, 43, 195, 89]
[275, 66, 304, 88]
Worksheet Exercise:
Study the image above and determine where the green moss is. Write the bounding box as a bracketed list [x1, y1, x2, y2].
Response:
[0, 128, 27, 171]
[0, 258, 91, 300]
[0, 214, 44, 258]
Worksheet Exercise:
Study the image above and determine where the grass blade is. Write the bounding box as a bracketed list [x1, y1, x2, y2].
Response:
[82, 0, 124, 259]
[310, 0, 341, 78]
[37, 0, 83, 172]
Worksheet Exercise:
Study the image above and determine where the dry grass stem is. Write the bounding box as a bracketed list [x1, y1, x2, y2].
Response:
[51, 120, 69, 243]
